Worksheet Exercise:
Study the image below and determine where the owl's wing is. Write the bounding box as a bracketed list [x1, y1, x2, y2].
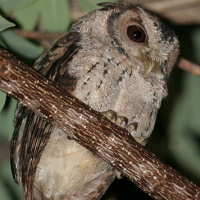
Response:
[10, 31, 81, 199]
[70, 170, 116, 200]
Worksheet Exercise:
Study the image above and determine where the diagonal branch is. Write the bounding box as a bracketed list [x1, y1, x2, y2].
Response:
[0, 48, 199, 200]
[178, 58, 200, 76]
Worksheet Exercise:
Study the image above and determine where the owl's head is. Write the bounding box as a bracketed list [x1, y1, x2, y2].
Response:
[71, 3, 179, 80]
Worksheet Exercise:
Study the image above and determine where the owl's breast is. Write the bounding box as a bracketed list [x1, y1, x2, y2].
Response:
[64, 45, 163, 141]
[112, 69, 159, 139]
[66, 45, 129, 112]
[68, 49, 157, 113]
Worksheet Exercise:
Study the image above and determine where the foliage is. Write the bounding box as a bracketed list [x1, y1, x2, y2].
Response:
[0, 0, 199, 199]
[167, 28, 200, 181]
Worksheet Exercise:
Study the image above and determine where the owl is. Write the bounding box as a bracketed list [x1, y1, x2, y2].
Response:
[10, 3, 179, 200]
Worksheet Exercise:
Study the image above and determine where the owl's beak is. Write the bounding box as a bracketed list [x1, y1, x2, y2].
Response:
[143, 59, 161, 77]
[143, 61, 156, 77]
[139, 53, 161, 77]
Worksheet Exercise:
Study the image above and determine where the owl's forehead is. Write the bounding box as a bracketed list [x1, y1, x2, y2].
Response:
[99, 3, 156, 25]
[137, 8, 175, 43]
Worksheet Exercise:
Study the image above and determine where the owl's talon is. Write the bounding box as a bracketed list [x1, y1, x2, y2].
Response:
[67, 135, 74, 140]
[116, 116, 128, 127]
[126, 122, 138, 132]
[101, 110, 117, 123]
[101, 110, 128, 127]
[115, 170, 123, 179]
[134, 136, 149, 146]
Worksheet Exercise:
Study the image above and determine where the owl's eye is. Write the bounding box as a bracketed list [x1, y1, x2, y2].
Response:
[127, 26, 146, 43]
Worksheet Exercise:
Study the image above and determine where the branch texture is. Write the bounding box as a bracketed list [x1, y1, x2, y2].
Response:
[0, 49, 200, 200]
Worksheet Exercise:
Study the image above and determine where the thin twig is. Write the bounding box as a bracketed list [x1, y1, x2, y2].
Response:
[178, 58, 200, 76]
[13, 30, 65, 40]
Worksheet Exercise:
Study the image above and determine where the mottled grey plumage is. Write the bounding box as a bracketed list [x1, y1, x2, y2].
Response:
[10, 3, 179, 200]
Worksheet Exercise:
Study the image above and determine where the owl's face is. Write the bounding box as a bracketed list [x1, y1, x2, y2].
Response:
[71, 3, 179, 81]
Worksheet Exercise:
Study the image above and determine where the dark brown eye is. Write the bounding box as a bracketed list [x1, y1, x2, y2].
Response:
[127, 26, 146, 43]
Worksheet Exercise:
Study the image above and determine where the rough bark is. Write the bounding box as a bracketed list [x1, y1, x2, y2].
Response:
[0, 48, 200, 200]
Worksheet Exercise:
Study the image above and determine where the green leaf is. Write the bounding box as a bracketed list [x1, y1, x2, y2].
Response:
[0, 15, 15, 32]
[0, 179, 12, 200]
[192, 28, 200, 63]
[168, 73, 200, 179]
[77, 0, 119, 12]
[41, 0, 71, 32]
[0, 161, 23, 199]
[0, 0, 34, 13]
[13, 1, 41, 31]
[1, 30, 43, 59]
[0, 36, 7, 48]
[12, 0, 71, 32]
[0, 98, 17, 139]
[168, 28, 200, 179]
[0, 91, 6, 112]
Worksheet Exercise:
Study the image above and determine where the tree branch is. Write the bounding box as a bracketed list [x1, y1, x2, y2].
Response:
[0, 48, 199, 200]
[13, 29, 65, 40]
[178, 58, 200, 76]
